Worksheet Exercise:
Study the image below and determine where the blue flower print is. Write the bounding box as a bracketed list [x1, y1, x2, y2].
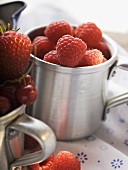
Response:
[119, 116, 125, 123]
[124, 139, 128, 146]
[100, 145, 107, 150]
[111, 159, 123, 169]
[76, 152, 88, 163]
[85, 135, 96, 141]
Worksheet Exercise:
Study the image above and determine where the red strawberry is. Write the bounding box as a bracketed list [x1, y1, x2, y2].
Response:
[78, 49, 103, 66]
[32, 36, 55, 59]
[56, 35, 87, 67]
[27, 154, 54, 170]
[44, 50, 60, 65]
[0, 30, 32, 81]
[44, 20, 72, 43]
[94, 42, 111, 60]
[75, 22, 102, 47]
[51, 151, 80, 170]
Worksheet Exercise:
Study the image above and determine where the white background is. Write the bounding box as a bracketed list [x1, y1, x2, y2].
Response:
[1, 0, 128, 34]
[59, 0, 128, 33]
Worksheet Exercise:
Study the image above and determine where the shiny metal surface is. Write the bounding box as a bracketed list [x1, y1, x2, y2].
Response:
[0, 0, 26, 29]
[0, 105, 56, 170]
[26, 26, 128, 140]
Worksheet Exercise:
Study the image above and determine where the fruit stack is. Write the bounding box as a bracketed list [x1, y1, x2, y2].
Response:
[0, 25, 37, 116]
[31, 20, 111, 67]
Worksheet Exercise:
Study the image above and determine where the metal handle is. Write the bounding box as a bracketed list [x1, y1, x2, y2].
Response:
[6, 113, 56, 169]
[103, 54, 128, 120]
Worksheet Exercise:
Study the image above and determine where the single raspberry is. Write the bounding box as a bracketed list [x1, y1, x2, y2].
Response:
[56, 35, 87, 67]
[102, 57, 107, 63]
[71, 26, 75, 36]
[44, 50, 60, 65]
[51, 151, 80, 170]
[75, 22, 102, 47]
[32, 36, 55, 59]
[94, 42, 111, 60]
[78, 49, 103, 66]
[27, 154, 54, 170]
[44, 20, 72, 43]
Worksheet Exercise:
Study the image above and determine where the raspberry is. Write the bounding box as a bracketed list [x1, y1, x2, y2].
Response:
[102, 57, 107, 63]
[78, 49, 103, 66]
[44, 20, 72, 43]
[27, 154, 54, 170]
[56, 35, 87, 67]
[75, 22, 102, 47]
[94, 42, 111, 60]
[32, 36, 55, 59]
[71, 26, 75, 36]
[44, 50, 60, 65]
[51, 151, 80, 170]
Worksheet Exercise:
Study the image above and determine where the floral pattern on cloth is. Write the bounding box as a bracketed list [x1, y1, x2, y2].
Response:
[55, 133, 128, 170]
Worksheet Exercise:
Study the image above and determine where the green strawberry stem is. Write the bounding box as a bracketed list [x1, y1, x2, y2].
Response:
[0, 23, 20, 35]
[6, 23, 11, 31]
[0, 26, 4, 35]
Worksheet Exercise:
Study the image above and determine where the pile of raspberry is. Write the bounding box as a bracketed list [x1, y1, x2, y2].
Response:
[32, 20, 111, 67]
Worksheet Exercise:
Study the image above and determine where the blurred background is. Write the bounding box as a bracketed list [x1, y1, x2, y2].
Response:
[0, 0, 128, 51]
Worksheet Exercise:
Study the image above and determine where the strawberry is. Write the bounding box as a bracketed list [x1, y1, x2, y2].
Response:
[78, 49, 103, 66]
[32, 36, 55, 59]
[56, 35, 87, 67]
[44, 20, 72, 43]
[27, 154, 54, 170]
[44, 50, 60, 65]
[51, 151, 80, 170]
[0, 30, 32, 81]
[75, 22, 102, 48]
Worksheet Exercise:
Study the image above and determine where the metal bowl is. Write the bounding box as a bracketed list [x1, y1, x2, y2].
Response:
[0, 0, 26, 29]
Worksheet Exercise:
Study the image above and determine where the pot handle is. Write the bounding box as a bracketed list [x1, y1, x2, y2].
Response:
[103, 54, 128, 120]
[6, 113, 56, 170]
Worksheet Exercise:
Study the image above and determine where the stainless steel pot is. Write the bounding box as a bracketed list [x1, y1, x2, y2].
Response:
[0, 0, 26, 29]
[26, 26, 128, 141]
[0, 104, 56, 170]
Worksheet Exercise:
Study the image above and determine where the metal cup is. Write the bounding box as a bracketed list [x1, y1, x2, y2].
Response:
[25, 26, 128, 141]
[0, 104, 56, 170]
